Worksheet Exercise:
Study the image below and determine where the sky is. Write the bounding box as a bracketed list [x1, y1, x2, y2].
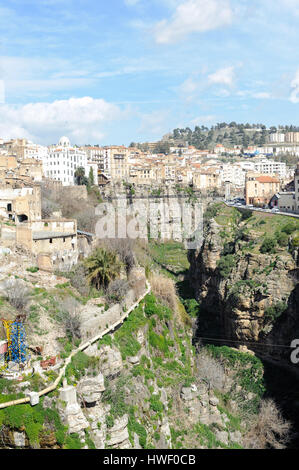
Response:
[0, 0, 299, 145]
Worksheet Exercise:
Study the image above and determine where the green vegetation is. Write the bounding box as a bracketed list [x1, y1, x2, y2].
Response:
[102, 376, 129, 419]
[264, 302, 287, 323]
[217, 254, 236, 278]
[84, 248, 123, 289]
[65, 351, 99, 384]
[114, 303, 147, 359]
[26, 266, 39, 273]
[205, 345, 265, 400]
[0, 398, 69, 447]
[147, 240, 189, 276]
[260, 237, 277, 254]
[128, 406, 147, 448]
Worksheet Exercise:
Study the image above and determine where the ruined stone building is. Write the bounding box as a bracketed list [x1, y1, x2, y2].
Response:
[16, 218, 78, 271]
[0, 184, 42, 222]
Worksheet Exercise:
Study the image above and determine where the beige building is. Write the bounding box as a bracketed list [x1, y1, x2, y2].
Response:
[192, 169, 221, 190]
[285, 132, 299, 143]
[88, 146, 129, 180]
[245, 172, 280, 206]
[0, 155, 18, 170]
[0, 185, 41, 222]
[129, 163, 155, 185]
[16, 218, 78, 271]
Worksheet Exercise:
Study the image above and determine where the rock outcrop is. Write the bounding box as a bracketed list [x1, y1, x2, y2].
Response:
[188, 212, 299, 356]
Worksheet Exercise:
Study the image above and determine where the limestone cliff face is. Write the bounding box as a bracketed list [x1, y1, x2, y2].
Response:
[188, 218, 299, 352]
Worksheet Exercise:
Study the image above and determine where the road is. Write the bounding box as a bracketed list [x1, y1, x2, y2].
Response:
[224, 201, 299, 219]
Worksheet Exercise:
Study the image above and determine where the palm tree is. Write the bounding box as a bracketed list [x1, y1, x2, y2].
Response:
[84, 248, 123, 289]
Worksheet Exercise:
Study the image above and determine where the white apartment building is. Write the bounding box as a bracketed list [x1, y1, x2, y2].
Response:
[285, 132, 299, 143]
[269, 133, 285, 143]
[43, 137, 89, 186]
[253, 159, 287, 178]
[220, 163, 246, 187]
[23, 143, 48, 161]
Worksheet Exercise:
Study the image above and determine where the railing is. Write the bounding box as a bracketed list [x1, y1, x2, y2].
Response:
[0, 281, 151, 409]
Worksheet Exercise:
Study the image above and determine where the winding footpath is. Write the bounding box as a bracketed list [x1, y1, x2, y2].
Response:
[0, 281, 151, 410]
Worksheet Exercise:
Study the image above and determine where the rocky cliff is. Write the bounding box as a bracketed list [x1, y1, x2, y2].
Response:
[188, 203, 299, 357]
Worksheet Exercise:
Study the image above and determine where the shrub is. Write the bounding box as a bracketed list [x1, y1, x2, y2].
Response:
[149, 395, 164, 414]
[128, 407, 147, 448]
[217, 254, 236, 278]
[26, 266, 39, 273]
[197, 350, 227, 391]
[102, 376, 128, 418]
[6, 281, 29, 312]
[281, 223, 297, 235]
[238, 208, 253, 220]
[260, 237, 277, 254]
[65, 351, 98, 382]
[101, 238, 136, 273]
[105, 414, 115, 428]
[106, 279, 129, 304]
[182, 298, 200, 318]
[113, 304, 146, 359]
[67, 263, 89, 296]
[291, 234, 299, 247]
[204, 203, 221, 221]
[150, 274, 177, 312]
[244, 399, 291, 449]
[57, 297, 82, 341]
[275, 232, 289, 247]
[264, 302, 287, 323]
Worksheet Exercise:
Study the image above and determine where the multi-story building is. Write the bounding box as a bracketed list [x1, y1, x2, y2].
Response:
[253, 159, 287, 178]
[43, 137, 89, 186]
[269, 133, 285, 143]
[285, 132, 299, 143]
[86, 146, 129, 180]
[193, 169, 221, 190]
[220, 163, 246, 187]
[245, 172, 280, 206]
[2, 139, 48, 161]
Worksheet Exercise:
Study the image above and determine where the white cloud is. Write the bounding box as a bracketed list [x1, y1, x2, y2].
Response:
[154, 0, 233, 44]
[290, 68, 299, 103]
[252, 92, 271, 99]
[190, 115, 216, 125]
[138, 109, 171, 136]
[208, 66, 236, 87]
[0, 97, 126, 144]
[179, 77, 198, 95]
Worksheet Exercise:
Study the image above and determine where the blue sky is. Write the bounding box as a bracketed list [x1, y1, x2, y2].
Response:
[0, 0, 299, 145]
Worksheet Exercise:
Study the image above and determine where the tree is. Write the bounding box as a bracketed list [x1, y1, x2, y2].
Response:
[260, 237, 277, 254]
[88, 167, 94, 186]
[154, 141, 170, 154]
[84, 248, 123, 289]
[75, 167, 88, 186]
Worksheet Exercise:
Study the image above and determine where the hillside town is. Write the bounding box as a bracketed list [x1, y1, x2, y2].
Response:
[0, 129, 299, 211]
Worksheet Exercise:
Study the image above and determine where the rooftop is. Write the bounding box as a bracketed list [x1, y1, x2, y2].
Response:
[32, 231, 76, 240]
